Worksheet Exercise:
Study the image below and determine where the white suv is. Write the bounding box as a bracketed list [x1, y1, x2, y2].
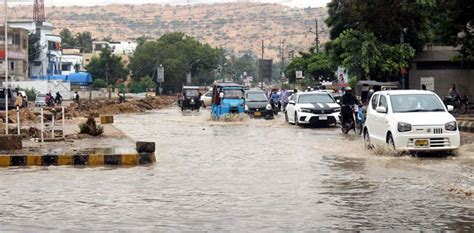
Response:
[363, 90, 460, 152]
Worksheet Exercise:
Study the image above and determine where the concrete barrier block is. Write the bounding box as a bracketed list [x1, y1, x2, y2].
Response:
[0, 135, 22, 150]
[136, 141, 155, 153]
[100, 115, 114, 124]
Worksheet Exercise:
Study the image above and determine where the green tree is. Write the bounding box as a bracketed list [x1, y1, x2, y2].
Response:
[332, 29, 415, 81]
[285, 52, 335, 84]
[85, 47, 129, 85]
[75, 32, 93, 53]
[59, 28, 75, 49]
[128, 32, 221, 93]
[140, 75, 157, 91]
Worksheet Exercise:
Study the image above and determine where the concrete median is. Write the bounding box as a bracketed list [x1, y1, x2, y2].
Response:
[0, 152, 155, 167]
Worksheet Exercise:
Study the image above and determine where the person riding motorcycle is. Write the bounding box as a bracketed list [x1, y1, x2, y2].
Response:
[341, 87, 360, 125]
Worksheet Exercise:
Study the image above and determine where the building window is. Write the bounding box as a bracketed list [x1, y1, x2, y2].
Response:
[62, 64, 72, 71]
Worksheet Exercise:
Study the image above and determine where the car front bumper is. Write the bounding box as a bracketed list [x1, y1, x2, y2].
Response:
[297, 111, 340, 124]
[247, 109, 273, 118]
[393, 131, 461, 151]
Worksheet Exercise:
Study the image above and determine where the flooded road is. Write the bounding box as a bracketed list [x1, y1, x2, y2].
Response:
[1, 107, 473, 231]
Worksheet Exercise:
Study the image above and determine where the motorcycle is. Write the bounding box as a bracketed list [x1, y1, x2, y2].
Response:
[339, 105, 360, 135]
[443, 95, 469, 114]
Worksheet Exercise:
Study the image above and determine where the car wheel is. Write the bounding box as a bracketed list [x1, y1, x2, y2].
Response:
[294, 113, 299, 126]
[387, 133, 396, 151]
[364, 130, 373, 150]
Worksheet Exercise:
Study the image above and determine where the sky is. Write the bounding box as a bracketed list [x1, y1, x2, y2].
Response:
[39, 0, 330, 8]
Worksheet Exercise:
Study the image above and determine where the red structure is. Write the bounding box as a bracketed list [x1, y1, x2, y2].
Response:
[33, 0, 45, 23]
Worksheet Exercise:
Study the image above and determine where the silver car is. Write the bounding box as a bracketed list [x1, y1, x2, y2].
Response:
[35, 93, 46, 107]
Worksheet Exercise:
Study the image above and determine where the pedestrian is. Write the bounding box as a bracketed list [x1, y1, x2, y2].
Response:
[280, 88, 290, 112]
[73, 91, 80, 103]
[421, 84, 427, 90]
[14, 93, 23, 108]
[449, 83, 459, 99]
[55, 92, 63, 106]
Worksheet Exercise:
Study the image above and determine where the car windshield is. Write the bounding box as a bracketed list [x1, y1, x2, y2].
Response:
[224, 89, 244, 99]
[184, 89, 199, 96]
[298, 94, 334, 104]
[390, 94, 446, 113]
[246, 93, 267, 102]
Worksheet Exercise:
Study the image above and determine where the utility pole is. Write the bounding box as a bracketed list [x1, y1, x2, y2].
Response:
[279, 39, 285, 82]
[106, 63, 111, 99]
[315, 19, 319, 53]
[4, 0, 9, 135]
[260, 40, 264, 89]
[305, 19, 320, 53]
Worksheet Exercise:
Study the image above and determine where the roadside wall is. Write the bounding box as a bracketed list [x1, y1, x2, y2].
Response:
[409, 68, 474, 98]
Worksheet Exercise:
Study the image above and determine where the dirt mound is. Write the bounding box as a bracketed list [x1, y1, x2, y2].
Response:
[69, 96, 177, 117]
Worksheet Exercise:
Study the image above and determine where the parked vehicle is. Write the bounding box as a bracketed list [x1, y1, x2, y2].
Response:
[244, 89, 273, 120]
[0, 87, 14, 110]
[179, 86, 201, 111]
[35, 93, 47, 107]
[211, 83, 245, 118]
[443, 95, 469, 114]
[363, 90, 460, 152]
[200, 91, 212, 108]
[355, 80, 399, 103]
[285, 91, 341, 126]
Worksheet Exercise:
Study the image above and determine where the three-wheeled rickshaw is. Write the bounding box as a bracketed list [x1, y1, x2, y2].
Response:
[179, 86, 201, 111]
[211, 83, 245, 119]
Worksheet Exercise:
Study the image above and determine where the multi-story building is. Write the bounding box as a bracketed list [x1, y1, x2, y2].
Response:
[0, 25, 30, 82]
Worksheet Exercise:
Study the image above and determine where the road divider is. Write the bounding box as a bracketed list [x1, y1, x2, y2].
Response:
[0, 152, 155, 167]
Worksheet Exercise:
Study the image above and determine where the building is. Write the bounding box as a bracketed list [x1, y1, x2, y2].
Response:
[8, 20, 63, 79]
[409, 46, 474, 97]
[0, 25, 30, 82]
[61, 49, 84, 76]
[84, 41, 136, 68]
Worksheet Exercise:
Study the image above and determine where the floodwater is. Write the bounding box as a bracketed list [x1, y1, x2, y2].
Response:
[1, 107, 473, 231]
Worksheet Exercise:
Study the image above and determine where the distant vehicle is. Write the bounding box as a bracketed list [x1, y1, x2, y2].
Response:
[200, 91, 212, 108]
[285, 91, 341, 126]
[211, 83, 245, 118]
[179, 86, 201, 111]
[355, 80, 399, 103]
[363, 90, 460, 152]
[0, 88, 14, 110]
[443, 95, 469, 114]
[244, 89, 273, 119]
[35, 93, 47, 107]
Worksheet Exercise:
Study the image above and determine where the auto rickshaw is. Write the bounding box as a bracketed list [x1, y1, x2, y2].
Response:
[211, 83, 245, 118]
[179, 86, 201, 111]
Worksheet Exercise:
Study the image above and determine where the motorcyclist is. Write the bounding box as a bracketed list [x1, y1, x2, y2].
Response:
[448, 83, 460, 100]
[341, 87, 360, 125]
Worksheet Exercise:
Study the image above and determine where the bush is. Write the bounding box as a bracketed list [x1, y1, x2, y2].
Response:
[92, 79, 107, 88]
[78, 116, 104, 136]
[18, 87, 39, 101]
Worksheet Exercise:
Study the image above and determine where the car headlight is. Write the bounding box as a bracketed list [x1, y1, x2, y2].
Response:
[245, 105, 249, 111]
[299, 108, 311, 113]
[398, 122, 412, 132]
[445, 121, 457, 131]
[266, 104, 272, 110]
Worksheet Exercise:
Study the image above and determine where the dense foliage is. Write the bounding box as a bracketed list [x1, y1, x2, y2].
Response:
[85, 47, 129, 85]
[60, 29, 93, 53]
[128, 32, 221, 93]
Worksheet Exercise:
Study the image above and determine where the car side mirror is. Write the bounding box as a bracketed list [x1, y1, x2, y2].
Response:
[376, 106, 387, 113]
[289, 100, 296, 105]
[447, 105, 454, 112]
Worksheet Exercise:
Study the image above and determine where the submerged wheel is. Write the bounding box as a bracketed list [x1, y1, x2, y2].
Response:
[459, 103, 468, 114]
[364, 130, 373, 150]
[387, 133, 396, 151]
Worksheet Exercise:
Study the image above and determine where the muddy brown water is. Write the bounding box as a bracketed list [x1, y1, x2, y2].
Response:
[1, 107, 473, 231]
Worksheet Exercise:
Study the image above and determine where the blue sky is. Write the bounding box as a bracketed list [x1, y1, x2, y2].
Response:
[42, 0, 330, 8]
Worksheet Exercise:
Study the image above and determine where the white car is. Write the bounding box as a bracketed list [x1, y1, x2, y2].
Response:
[200, 91, 212, 108]
[363, 90, 460, 152]
[285, 91, 341, 125]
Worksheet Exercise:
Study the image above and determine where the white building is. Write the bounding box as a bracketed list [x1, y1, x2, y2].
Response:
[61, 49, 84, 76]
[92, 41, 137, 55]
[8, 21, 63, 78]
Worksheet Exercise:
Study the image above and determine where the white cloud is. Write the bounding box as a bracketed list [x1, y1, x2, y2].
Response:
[42, 0, 329, 8]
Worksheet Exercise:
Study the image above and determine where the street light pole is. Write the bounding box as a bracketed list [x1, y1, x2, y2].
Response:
[4, 0, 9, 135]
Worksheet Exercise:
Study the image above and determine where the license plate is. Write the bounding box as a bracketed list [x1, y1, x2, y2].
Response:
[319, 115, 327, 120]
[254, 112, 261, 117]
[415, 139, 429, 147]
